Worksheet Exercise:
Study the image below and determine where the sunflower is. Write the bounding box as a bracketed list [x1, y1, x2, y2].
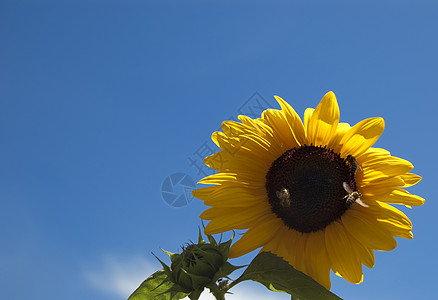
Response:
[192, 91, 424, 289]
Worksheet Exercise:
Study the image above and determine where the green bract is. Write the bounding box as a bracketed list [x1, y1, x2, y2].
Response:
[128, 230, 242, 300]
[170, 243, 224, 291]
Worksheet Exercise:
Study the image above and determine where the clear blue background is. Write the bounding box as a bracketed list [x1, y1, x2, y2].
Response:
[1, 1, 436, 299]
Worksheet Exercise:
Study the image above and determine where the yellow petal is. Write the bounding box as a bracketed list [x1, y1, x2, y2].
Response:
[212, 131, 245, 157]
[245, 115, 276, 135]
[239, 133, 283, 160]
[200, 202, 267, 219]
[274, 96, 306, 145]
[349, 237, 375, 269]
[237, 115, 264, 132]
[203, 151, 227, 172]
[204, 147, 269, 176]
[229, 216, 284, 258]
[303, 107, 314, 137]
[203, 188, 265, 208]
[261, 108, 301, 149]
[260, 225, 289, 255]
[214, 118, 283, 164]
[304, 230, 331, 289]
[272, 227, 297, 262]
[341, 209, 397, 251]
[400, 173, 422, 187]
[375, 202, 413, 239]
[203, 206, 272, 235]
[280, 230, 308, 274]
[238, 115, 277, 143]
[192, 185, 219, 200]
[377, 202, 412, 227]
[204, 208, 272, 235]
[358, 147, 391, 162]
[369, 188, 425, 206]
[325, 221, 363, 284]
[211, 131, 220, 147]
[262, 228, 304, 281]
[306, 91, 340, 147]
[197, 172, 238, 185]
[361, 156, 413, 180]
[221, 120, 262, 139]
[330, 122, 351, 153]
[360, 176, 405, 195]
[340, 117, 385, 158]
[385, 226, 413, 239]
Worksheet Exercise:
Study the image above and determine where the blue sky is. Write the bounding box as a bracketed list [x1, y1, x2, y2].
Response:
[1, 1, 437, 299]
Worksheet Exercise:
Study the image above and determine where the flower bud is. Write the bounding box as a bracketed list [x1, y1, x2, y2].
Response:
[170, 243, 224, 291]
[152, 231, 242, 300]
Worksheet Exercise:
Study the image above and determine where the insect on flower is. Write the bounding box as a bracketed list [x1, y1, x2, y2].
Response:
[193, 91, 425, 289]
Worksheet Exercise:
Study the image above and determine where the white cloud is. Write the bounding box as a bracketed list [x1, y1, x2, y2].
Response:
[195, 281, 288, 300]
[84, 254, 158, 299]
[84, 255, 288, 300]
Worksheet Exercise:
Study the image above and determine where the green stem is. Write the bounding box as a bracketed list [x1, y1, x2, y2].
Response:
[206, 283, 227, 300]
[226, 274, 243, 290]
[188, 290, 202, 300]
[211, 290, 226, 300]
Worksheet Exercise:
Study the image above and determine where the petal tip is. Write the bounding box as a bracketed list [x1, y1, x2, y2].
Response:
[318, 91, 340, 113]
[273, 95, 286, 106]
[321, 91, 338, 105]
[324, 91, 336, 99]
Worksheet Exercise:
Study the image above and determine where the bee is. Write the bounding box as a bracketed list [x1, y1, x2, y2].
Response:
[276, 188, 291, 208]
[346, 154, 362, 175]
[343, 182, 368, 208]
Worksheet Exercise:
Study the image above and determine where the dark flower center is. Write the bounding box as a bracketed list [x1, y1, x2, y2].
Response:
[265, 145, 359, 233]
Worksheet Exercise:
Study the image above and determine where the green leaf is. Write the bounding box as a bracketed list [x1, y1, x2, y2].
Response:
[213, 261, 245, 282]
[128, 270, 188, 300]
[235, 252, 342, 300]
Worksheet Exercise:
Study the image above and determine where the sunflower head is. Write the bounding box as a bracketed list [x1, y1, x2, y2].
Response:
[193, 91, 424, 290]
